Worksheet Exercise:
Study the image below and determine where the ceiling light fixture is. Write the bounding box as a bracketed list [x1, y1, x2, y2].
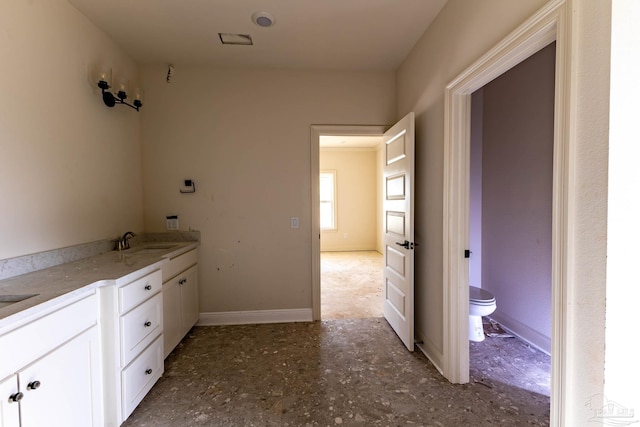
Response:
[96, 68, 143, 111]
[251, 11, 276, 28]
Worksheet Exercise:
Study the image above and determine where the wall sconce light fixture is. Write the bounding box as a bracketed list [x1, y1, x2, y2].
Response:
[96, 68, 143, 111]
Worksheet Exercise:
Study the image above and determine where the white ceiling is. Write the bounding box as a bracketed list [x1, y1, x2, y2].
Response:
[66, 0, 448, 70]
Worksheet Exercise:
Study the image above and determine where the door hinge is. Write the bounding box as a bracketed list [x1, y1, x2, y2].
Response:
[464, 249, 471, 258]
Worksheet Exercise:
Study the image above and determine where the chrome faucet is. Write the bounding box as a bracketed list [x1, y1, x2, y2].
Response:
[115, 231, 136, 251]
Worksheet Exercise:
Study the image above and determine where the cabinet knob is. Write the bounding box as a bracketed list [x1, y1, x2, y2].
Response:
[144, 321, 152, 327]
[145, 369, 153, 375]
[27, 381, 41, 390]
[9, 392, 23, 402]
[144, 284, 152, 290]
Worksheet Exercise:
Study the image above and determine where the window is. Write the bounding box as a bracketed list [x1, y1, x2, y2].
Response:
[320, 171, 337, 230]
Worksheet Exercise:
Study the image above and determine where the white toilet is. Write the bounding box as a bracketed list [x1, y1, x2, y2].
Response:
[469, 286, 497, 342]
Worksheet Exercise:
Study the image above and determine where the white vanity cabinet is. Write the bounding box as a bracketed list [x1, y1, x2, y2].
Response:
[0, 293, 103, 427]
[0, 374, 19, 427]
[162, 249, 198, 358]
[101, 269, 164, 426]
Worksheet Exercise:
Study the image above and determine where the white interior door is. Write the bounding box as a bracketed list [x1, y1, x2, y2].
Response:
[383, 112, 415, 351]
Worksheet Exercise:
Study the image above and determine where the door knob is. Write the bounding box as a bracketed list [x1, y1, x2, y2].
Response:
[395, 240, 417, 250]
[395, 240, 410, 249]
[27, 380, 41, 390]
[9, 392, 23, 402]
[144, 321, 152, 327]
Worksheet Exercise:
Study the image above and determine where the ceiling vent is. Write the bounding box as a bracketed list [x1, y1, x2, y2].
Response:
[218, 33, 253, 46]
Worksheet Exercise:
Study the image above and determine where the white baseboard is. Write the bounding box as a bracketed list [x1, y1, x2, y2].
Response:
[198, 309, 313, 326]
[415, 328, 444, 375]
[490, 311, 551, 355]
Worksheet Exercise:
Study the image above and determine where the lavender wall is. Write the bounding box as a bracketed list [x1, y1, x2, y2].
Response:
[481, 43, 555, 352]
[469, 90, 484, 287]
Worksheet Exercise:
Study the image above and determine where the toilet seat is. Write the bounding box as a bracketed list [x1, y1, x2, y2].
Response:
[469, 286, 496, 306]
[469, 286, 497, 342]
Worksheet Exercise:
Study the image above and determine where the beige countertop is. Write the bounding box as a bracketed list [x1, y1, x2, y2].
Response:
[0, 241, 198, 332]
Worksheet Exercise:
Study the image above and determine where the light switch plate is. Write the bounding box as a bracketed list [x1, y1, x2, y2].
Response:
[166, 216, 179, 230]
[290, 217, 299, 229]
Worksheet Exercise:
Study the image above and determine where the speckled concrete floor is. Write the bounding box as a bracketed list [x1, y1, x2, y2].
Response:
[122, 319, 550, 427]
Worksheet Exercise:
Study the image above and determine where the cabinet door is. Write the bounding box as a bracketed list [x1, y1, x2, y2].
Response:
[163, 276, 181, 358]
[19, 327, 102, 427]
[0, 375, 19, 427]
[180, 265, 199, 337]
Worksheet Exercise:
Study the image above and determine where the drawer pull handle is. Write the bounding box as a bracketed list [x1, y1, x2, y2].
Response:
[144, 284, 152, 291]
[144, 321, 152, 327]
[27, 381, 41, 390]
[145, 369, 153, 375]
[9, 392, 23, 403]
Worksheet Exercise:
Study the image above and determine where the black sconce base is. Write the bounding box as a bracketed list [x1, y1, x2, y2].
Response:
[98, 82, 142, 111]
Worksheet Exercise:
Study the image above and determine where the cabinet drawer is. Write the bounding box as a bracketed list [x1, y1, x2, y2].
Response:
[121, 337, 164, 421]
[120, 293, 163, 366]
[119, 270, 161, 314]
[0, 293, 97, 379]
[161, 249, 197, 282]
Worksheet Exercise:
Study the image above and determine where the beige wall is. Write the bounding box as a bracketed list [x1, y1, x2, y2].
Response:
[140, 67, 395, 313]
[376, 148, 384, 253]
[0, 0, 143, 260]
[397, 0, 612, 422]
[320, 150, 378, 252]
[606, 0, 640, 412]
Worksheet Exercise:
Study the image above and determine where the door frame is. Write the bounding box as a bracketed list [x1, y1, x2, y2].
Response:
[311, 124, 387, 320]
[442, 0, 573, 425]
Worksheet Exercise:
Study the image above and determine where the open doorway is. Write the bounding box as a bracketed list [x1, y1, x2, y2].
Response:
[442, 2, 572, 423]
[319, 134, 384, 319]
[310, 125, 387, 321]
[467, 42, 555, 397]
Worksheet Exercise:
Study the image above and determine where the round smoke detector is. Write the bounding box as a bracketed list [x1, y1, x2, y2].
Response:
[251, 11, 276, 28]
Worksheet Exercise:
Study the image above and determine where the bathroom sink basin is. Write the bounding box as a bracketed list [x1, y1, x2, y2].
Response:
[0, 294, 39, 309]
[129, 245, 178, 255]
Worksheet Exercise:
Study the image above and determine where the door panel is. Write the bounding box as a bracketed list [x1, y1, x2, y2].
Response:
[19, 328, 99, 427]
[0, 375, 19, 427]
[386, 174, 406, 199]
[180, 265, 199, 336]
[383, 112, 415, 351]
